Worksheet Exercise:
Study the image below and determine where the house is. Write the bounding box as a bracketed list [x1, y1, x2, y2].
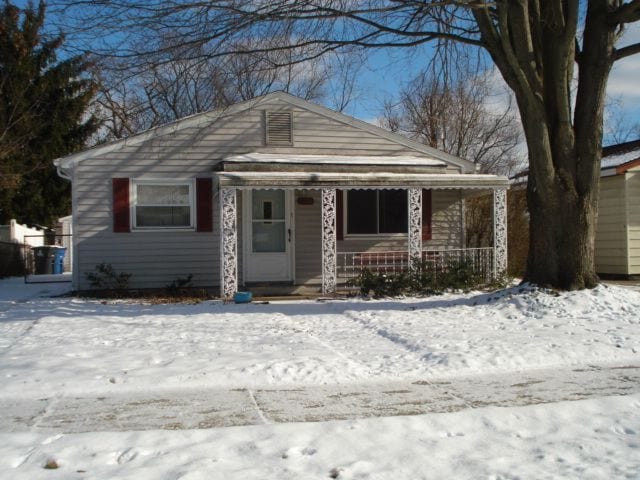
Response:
[53, 92, 509, 297]
[596, 139, 640, 279]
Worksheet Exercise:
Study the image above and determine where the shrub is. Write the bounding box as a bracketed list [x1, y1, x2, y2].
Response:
[347, 257, 494, 298]
[165, 274, 194, 296]
[85, 263, 132, 293]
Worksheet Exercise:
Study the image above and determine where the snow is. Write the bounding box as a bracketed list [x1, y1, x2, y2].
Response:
[1, 277, 639, 479]
[1, 281, 638, 398]
[601, 148, 640, 169]
[1, 394, 639, 479]
[223, 152, 447, 166]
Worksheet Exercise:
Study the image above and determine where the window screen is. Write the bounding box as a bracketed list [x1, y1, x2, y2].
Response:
[134, 183, 192, 228]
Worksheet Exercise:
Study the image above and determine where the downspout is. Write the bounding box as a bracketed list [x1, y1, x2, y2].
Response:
[54, 159, 73, 181]
[53, 158, 77, 290]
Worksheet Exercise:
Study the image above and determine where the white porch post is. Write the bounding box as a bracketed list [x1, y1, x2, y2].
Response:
[321, 188, 337, 295]
[408, 187, 422, 270]
[220, 188, 238, 299]
[493, 188, 508, 277]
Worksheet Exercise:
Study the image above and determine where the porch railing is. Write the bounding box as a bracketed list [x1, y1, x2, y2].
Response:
[338, 247, 495, 285]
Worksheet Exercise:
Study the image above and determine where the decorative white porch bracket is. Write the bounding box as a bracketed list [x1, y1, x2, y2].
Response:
[220, 188, 238, 300]
[408, 187, 422, 270]
[321, 188, 337, 295]
[493, 188, 508, 277]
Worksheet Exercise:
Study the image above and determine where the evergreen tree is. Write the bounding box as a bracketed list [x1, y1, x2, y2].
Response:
[0, 0, 97, 226]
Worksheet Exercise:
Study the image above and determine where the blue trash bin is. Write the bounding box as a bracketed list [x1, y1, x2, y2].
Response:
[52, 247, 67, 274]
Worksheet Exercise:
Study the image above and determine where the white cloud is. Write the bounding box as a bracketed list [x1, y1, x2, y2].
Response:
[607, 23, 640, 102]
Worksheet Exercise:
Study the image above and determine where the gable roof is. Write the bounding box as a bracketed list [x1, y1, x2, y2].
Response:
[54, 91, 475, 173]
[601, 139, 640, 176]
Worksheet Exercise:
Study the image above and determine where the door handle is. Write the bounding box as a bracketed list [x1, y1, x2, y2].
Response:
[288, 228, 291, 242]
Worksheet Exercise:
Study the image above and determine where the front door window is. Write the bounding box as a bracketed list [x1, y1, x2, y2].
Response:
[251, 190, 286, 252]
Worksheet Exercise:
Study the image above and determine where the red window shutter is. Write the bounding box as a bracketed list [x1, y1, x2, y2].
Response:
[196, 177, 213, 232]
[112, 178, 130, 233]
[422, 189, 432, 241]
[336, 190, 344, 240]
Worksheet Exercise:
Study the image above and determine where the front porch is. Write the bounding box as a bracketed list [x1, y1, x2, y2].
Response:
[215, 168, 508, 299]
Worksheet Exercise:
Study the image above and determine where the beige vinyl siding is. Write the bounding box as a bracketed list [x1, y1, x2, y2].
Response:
[75, 165, 219, 290]
[626, 170, 640, 274]
[294, 190, 322, 284]
[595, 175, 628, 275]
[73, 97, 466, 289]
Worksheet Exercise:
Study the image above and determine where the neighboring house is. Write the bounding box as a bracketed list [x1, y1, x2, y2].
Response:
[53, 92, 509, 296]
[596, 140, 640, 279]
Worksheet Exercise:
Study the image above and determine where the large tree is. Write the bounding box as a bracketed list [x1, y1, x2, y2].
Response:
[0, 0, 97, 226]
[51, 0, 640, 289]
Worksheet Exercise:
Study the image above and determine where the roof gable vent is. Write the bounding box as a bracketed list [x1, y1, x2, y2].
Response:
[265, 111, 293, 145]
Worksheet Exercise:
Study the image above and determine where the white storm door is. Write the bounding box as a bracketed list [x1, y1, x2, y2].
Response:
[244, 189, 293, 282]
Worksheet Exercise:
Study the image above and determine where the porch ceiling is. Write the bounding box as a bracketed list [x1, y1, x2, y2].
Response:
[214, 171, 510, 190]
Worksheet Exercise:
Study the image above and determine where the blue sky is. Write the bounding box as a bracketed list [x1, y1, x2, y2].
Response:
[347, 23, 640, 142]
[14, 0, 640, 143]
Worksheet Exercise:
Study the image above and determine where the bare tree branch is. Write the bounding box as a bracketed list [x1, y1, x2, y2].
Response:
[609, 0, 640, 25]
[613, 41, 640, 60]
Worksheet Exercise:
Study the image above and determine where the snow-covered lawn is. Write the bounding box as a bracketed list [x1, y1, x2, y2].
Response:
[1, 277, 639, 478]
[0, 279, 639, 398]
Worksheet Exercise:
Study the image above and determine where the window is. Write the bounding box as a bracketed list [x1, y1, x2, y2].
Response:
[346, 190, 408, 235]
[133, 180, 194, 229]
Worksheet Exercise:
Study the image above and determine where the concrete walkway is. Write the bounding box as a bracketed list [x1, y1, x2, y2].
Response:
[2, 361, 638, 434]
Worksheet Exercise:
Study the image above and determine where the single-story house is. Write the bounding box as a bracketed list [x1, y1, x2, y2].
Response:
[596, 139, 640, 279]
[54, 92, 509, 297]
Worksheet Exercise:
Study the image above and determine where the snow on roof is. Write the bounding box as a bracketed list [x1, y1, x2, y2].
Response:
[601, 150, 640, 169]
[222, 153, 447, 167]
[601, 139, 640, 169]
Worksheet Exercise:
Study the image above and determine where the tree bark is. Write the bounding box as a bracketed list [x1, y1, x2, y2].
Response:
[524, 144, 599, 290]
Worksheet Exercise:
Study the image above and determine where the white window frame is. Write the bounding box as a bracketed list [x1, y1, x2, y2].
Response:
[131, 179, 195, 231]
[343, 189, 409, 239]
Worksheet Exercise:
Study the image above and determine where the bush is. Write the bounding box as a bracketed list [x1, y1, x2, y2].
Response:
[347, 257, 492, 298]
[165, 274, 194, 296]
[85, 263, 132, 293]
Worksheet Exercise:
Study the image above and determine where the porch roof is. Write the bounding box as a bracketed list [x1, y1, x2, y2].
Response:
[214, 171, 509, 189]
[221, 153, 448, 167]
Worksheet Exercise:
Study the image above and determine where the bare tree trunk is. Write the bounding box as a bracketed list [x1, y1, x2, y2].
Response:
[525, 145, 599, 289]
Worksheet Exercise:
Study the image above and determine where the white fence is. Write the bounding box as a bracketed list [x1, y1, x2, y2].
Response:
[0, 220, 45, 247]
[338, 248, 495, 284]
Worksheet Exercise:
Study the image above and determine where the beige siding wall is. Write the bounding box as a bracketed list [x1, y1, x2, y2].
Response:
[294, 190, 322, 284]
[73, 99, 465, 289]
[626, 170, 640, 274]
[595, 175, 628, 275]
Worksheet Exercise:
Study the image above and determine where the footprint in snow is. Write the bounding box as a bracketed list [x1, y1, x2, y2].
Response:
[117, 448, 138, 464]
[612, 425, 636, 436]
[281, 446, 317, 459]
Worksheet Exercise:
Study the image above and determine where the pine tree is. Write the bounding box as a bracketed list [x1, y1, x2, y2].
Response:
[0, 0, 97, 226]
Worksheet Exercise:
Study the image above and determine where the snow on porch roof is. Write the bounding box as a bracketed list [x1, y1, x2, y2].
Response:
[222, 153, 448, 167]
[214, 171, 509, 189]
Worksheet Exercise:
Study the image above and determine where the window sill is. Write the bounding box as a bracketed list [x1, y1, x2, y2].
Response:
[343, 233, 408, 241]
[131, 227, 195, 233]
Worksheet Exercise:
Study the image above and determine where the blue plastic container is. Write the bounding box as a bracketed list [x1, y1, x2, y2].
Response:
[52, 247, 66, 274]
[233, 291, 253, 304]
